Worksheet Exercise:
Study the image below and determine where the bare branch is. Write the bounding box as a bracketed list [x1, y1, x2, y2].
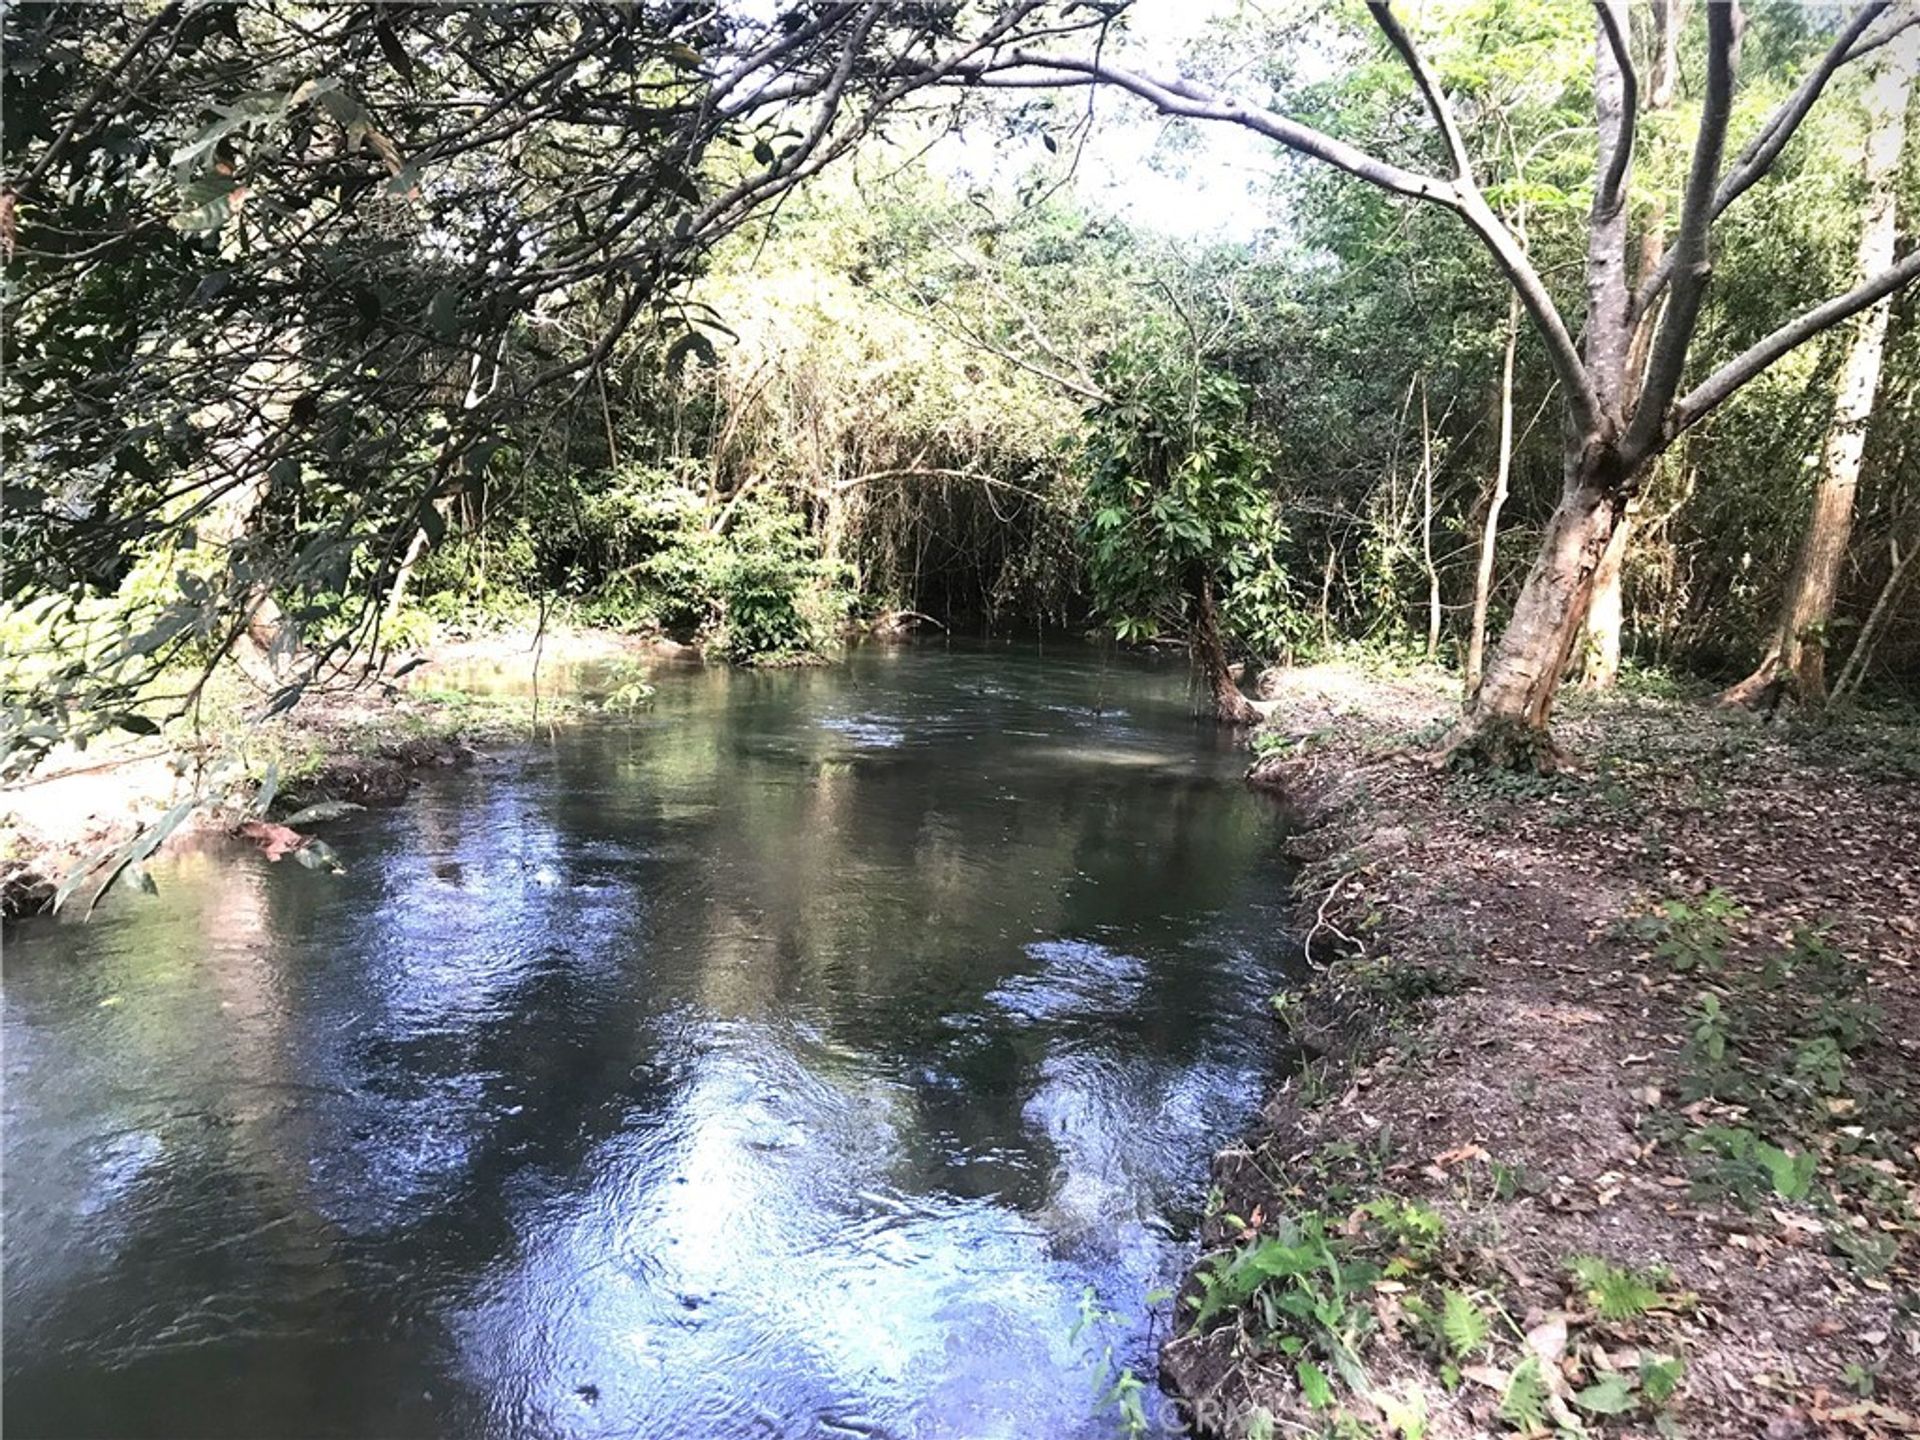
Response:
[1623, 0, 1738, 460]
[1715, 2, 1887, 218]
[957, 50, 1451, 202]
[1593, 1, 1639, 216]
[1634, 3, 1890, 319]
[1671, 247, 1920, 437]
[1844, 4, 1920, 62]
[1366, 2, 1474, 182]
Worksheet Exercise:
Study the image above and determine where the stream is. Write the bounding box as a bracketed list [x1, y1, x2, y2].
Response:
[3, 641, 1297, 1439]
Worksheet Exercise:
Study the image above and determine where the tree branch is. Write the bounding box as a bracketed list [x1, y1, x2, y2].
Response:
[1670, 247, 1920, 438]
[958, 50, 1452, 201]
[1623, 0, 1737, 460]
[949, 48, 1604, 437]
[1714, 2, 1887, 218]
[1366, 2, 1473, 182]
[1593, 0, 1639, 216]
[1634, 3, 1890, 320]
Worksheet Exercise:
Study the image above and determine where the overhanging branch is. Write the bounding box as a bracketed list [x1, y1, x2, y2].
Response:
[1366, 1, 1474, 182]
[1670, 247, 1920, 437]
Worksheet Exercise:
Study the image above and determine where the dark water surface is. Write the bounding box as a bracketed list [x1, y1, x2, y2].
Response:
[4, 642, 1296, 1439]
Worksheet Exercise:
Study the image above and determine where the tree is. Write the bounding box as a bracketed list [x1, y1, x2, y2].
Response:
[1722, 25, 1918, 708]
[0, 0, 1092, 773]
[1579, 0, 1684, 690]
[1081, 334, 1287, 725]
[947, 0, 1920, 762]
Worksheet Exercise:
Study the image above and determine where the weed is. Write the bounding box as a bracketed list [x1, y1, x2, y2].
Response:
[1628, 889, 1745, 974]
[1187, 1214, 1378, 1389]
[1069, 1287, 1150, 1439]
[1567, 1256, 1669, 1321]
[1685, 1126, 1817, 1206]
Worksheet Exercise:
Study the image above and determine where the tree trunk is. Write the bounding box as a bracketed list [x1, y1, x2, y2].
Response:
[1190, 569, 1258, 726]
[1832, 533, 1917, 702]
[1466, 294, 1520, 697]
[1722, 32, 1912, 709]
[1575, 0, 1678, 693]
[1420, 381, 1441, 661]
[1580, 501, 1634, 687]
[1453, 447, 1630, 764]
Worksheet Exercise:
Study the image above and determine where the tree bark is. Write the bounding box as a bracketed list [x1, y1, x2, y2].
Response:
[1467, 294, 1520, 697]
[1723, 30, 1913, 708]
[1456, 447, 1632, 762]
[1191, 569, 1258, 725]
[1580, 505, 1634, 688]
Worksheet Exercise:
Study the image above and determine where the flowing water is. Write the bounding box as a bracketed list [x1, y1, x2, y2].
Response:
[3, 642, 1297, 1440]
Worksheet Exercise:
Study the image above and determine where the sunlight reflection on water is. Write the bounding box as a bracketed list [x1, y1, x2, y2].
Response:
[5, 642, 1296, 1439]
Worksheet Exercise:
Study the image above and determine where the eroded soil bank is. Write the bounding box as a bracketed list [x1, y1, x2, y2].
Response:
[1165, 664, 1920, 1439]
[1, 626, 668, 917]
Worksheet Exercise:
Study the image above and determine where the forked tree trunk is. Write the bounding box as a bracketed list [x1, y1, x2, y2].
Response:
[1722, 31, 1913, 709]
[1582, 0, 1684, 693]
[1191, 569, 1258, 726]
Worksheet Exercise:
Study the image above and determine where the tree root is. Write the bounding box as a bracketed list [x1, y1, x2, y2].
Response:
[1424, 713, 1571, 774]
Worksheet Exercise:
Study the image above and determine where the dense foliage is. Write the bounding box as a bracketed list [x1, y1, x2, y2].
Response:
[4, 0, 1916, 774]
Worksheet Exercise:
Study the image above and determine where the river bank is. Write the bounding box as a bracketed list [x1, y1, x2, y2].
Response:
[1163, 663, 1920, 1437]
[1, 625, 670, 917]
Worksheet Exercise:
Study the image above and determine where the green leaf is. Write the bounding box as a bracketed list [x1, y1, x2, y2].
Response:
[1439, 1289, 1489, 1358]
[1642, 1354, 1685, 1406]
[1500, 1357, 1549, 1430]
[1573, 1372, 1639, 1415]
[1296, 1359, 1333, 1410]
[1570, 1256, 1664, 1320]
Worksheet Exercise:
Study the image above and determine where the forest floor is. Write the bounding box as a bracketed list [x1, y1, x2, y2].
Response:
[1164, 662, 1920, 1440]
[0, 624, 668, 917]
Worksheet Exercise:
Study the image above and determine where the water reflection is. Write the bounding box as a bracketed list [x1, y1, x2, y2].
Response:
[5, 642, 1295, 1438]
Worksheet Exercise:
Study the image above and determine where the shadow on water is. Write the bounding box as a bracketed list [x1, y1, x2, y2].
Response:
[3, 640, 1299, 1439]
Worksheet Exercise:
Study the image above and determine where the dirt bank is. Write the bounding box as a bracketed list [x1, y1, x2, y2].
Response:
[1164, 664, 1920, 1439]
[2, 625, 667, 918]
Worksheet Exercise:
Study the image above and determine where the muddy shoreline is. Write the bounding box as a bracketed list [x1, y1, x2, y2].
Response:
[1161, 664, 1920, 1438]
